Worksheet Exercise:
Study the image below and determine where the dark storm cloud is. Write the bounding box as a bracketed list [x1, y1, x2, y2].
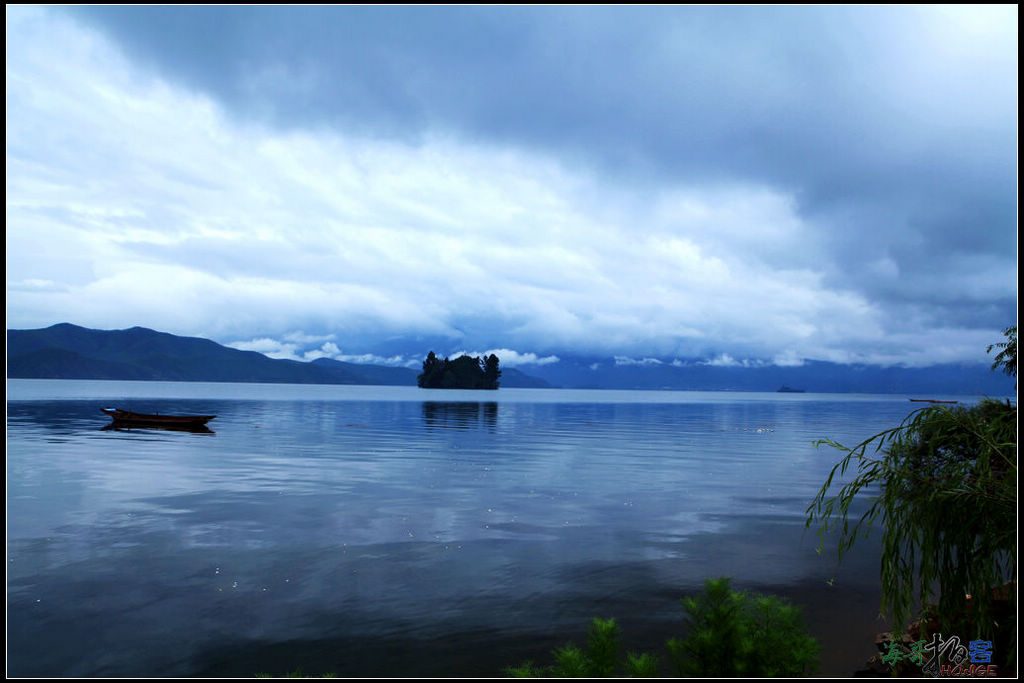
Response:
[47, 6, 1019, 345]
[14, 6, 1007, 362]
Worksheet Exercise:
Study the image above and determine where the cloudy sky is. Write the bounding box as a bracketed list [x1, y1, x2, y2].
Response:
[6, 6, 1017, 369]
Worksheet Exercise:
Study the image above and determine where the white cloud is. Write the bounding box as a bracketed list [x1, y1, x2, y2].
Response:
[227, 337, 303, 361]
[448, 349, 560, 367]
[772, 350, 806, 368]
[302, 342, 342, 361]
[8, 279, 68, 293]
[286, 332, 337, 345]
[333, 353, 418, 368]
[614, 357, 664, 366]
[700, 354, 768, 368]
[484, 349, 560, 367]
[227, 337, 417, 366]
[5, 7, 1010, 367]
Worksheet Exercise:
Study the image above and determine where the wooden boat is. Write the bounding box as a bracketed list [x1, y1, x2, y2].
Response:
[101, 407, 217, 427]
[908, 399, 959, 404]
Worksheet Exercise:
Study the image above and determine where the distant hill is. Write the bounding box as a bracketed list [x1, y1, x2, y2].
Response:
[498, 367, 552, 388]
[7, 323, 376, 384]
[3, 324, 373, 385]
[6, 323, 552, 388]
[519, 355, 1015, 396]
[309, 357, 417, 386]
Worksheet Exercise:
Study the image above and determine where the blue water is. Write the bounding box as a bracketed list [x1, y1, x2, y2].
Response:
[6, 380, 983, 677]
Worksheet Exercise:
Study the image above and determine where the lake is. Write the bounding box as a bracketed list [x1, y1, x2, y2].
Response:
[5, 380, 985, 677]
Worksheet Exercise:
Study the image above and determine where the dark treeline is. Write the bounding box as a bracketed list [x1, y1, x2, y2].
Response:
[417, 352, 501, 389]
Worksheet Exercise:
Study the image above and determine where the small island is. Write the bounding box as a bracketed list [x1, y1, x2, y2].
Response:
[417, 351, 501, 389]
[776, 385, 806, 393]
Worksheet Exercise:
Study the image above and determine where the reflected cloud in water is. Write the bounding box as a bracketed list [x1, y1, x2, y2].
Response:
[8, 382, 925, 678]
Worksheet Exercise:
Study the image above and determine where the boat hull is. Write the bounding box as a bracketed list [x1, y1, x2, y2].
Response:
[101, 407, 217, 428]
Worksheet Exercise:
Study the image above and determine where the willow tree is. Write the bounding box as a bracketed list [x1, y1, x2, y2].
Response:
[805, 327, 1017, 658]
[988, 325, 1017, 385]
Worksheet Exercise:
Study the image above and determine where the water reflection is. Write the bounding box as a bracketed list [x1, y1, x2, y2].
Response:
[7, 399, 226, 434]
[422, 401, 498, 430]
[8, 384, 923, 678]
[101, 422, 216, 434]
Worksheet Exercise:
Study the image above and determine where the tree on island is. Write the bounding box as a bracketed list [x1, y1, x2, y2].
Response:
[418, 352, 501, 389]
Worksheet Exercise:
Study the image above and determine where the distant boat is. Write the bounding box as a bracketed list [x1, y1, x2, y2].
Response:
[101, 407, 217, 429]
[776, 386, 805, 393]
[909, 399, 959, 404]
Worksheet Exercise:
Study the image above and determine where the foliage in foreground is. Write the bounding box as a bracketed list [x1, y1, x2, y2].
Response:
[666, 578, 820, 677]
[805, 398, 1017, 649]
[987, 325, 1017, 384]
[507, 578, 819, 677]
[506, 617, 658, 678]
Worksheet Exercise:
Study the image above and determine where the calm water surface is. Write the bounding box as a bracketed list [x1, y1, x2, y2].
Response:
[6, 380, 982, 677]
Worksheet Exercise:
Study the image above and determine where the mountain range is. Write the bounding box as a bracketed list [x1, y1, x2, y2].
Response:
[521, 355, 1014, 395]
[6, 323, 549, 388]
[6, 323, 1015, 396]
